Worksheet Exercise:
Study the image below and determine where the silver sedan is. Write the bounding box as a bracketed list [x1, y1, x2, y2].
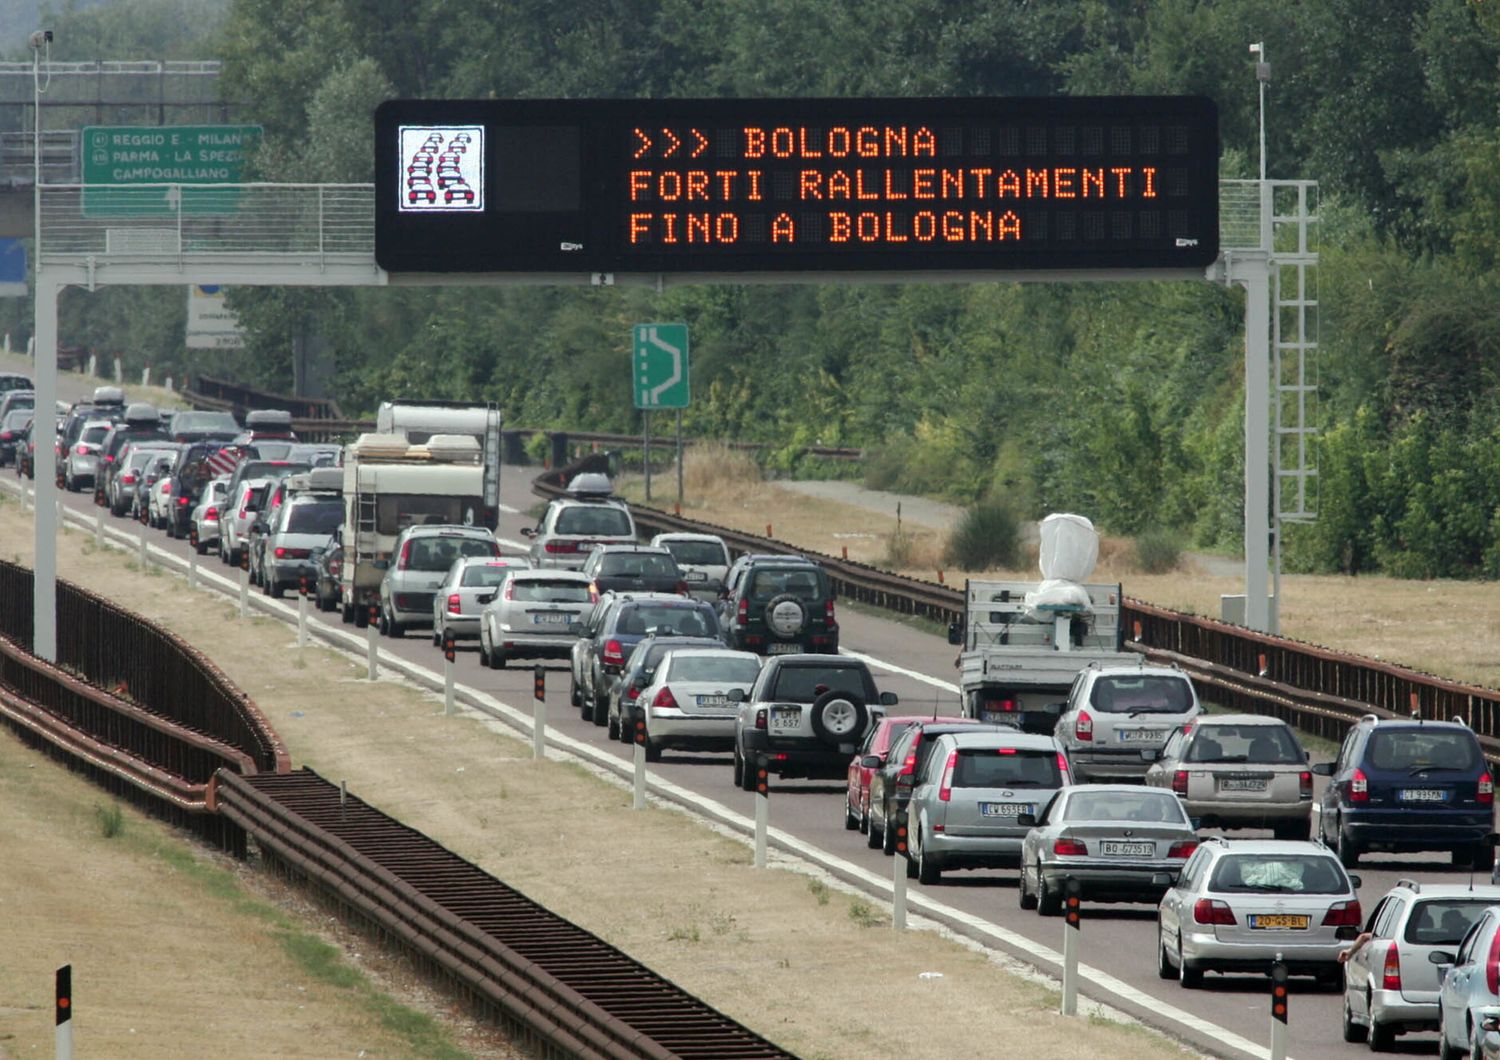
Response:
[1018, 785, 1199, 915]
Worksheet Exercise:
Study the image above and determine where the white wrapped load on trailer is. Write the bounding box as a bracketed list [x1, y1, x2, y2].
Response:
[1025, 513, 1101, 620]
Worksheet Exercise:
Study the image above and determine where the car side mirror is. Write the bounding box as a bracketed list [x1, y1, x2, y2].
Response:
[860, 755, 882, 769]
[1429, 950, 1456, 966]
[1481, 1007, 1500, 1034]
[568, 622, 587, 636]
[1139, 748, 1160, 762]
[1310, 762, 1335, 776]
[1486, 834, 1500, 847]
[878, 691, 898, 706]
[310, 547, 325, 559]
[1189, 817, 1203, 830]
[1304, 749, 1311, 762]
[476, 592, 496, 605]
[520, 527, 536, 538]
[947, 622, 963, 646]
[728, 688, 745, 703]
[1016, 813, 1037, 827]
[371, 559, 390, 571]
[1042, 702, 1066, 715]
[1347, 874, 1361, 889]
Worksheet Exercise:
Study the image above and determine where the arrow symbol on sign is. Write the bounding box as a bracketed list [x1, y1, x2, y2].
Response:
[644, 326, 682, 406]
[661, 128, 681, 158]
[632, 127, 652, 159]
[690, 128, 709, 158]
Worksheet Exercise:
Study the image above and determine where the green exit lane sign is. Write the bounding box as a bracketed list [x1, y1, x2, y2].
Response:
[633, 323, 690, 410]
[82, 124, 263, 215]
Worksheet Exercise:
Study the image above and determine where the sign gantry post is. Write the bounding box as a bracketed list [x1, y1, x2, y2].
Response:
[633, 323, 690, 505]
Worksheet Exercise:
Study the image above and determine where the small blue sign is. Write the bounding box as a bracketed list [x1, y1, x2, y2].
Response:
[0, 239, 25, 297]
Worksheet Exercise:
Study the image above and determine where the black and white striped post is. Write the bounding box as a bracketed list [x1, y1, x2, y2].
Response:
[297, 574, 310, 647]
[892, 823, 908, 931]
[55, 964, 72, 1060]
[365, 603, 379, 680]
[237, 546, 249, 617]
[1061, 876, 1081, 1016]
[753, 758, 769, 868]
[1270, 956, 1289, 1060]
[442, 630, 456, 716]
[531, 666, 546, 760]
[632, 718, 648, 810]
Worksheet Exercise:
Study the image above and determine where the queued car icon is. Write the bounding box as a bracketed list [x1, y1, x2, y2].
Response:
[452, 132, 471, 144]
[436, 171, 467, 190]
[406, 161, 431, 176]
[444, 183, 475, 204]
[407, 186, 437, 204]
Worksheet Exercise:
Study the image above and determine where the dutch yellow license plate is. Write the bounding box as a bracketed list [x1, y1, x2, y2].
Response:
[1250, 914, 1310, 930]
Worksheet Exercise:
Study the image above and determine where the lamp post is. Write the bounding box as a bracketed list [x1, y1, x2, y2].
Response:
[30, 28, 60, 662]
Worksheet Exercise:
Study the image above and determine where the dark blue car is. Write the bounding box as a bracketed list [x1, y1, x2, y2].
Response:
[1313, 717, 1493, 868]
[570, 592, 722, 726]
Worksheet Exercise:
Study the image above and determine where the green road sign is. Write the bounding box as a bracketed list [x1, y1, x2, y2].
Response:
[633, 323, 690, 409]
[82, 125, 263, 216]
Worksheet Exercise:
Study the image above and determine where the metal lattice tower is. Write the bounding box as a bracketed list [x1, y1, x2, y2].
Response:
[1270, 183, 1319, 523]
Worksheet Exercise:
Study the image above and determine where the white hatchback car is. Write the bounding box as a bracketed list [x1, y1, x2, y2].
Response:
[651, 533, 732, 600]
[635, 647, 762, 761]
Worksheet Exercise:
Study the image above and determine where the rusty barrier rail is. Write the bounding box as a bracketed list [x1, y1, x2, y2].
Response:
[214, 768, 795, 1060]
[534, 459, 1500, 760]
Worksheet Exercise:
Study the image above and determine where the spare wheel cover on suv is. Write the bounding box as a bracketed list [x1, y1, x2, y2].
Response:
[765, 593, 808, 638]
[810, 689, 867, 747]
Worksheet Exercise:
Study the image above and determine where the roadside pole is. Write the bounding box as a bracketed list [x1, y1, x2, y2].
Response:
[237, 549, 249, 617]
[643, 410, 652, 503]
[297, 575, 309, 648]
[93, 506, 102, 547]
[442, 631, 456, 715]
[1269, 958, 1289, 1060]
[675, 409, 683, 512]
[632, 718, 647, 810]
[365, 603, 378, 680]
[54, 965, 72, 1060]
[892, 823, 908, 931]
[754, 758, 769, 868]
[137, 515, 148, 567]
[531, 666, 546, 760]
[187, 541, 197, 589]
[1061, 877, 1081, 1017]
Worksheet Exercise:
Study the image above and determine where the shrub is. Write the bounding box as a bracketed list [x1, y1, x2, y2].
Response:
[863, 436, 914, 491]
[944, 497, 1023, 570]
[95, 801, 125, 839]
[1132, 529, 1182, 574]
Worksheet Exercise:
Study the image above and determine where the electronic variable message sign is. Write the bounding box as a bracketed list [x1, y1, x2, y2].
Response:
[375, 97, 1218, 275]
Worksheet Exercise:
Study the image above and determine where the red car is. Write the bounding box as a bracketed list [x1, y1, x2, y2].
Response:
[845, 715, 936, 835]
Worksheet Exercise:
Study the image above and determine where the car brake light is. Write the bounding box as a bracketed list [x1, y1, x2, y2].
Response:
[588, 583, 599, 603]
[502, 579, 516, 601]
[937, 750, 958, 802]
[399, 539, 412, 568]
[122, 473, 136, 484]
[995, 747, 1017, 754]
[1053, 837, 1087, 856]
[205, 507, 218, 521]
[274, 547, 286, 559]
[1480, 772, 1494, 806]
[1056, 750, 1072, 783]
[1382, 941, 1401, 991]
[737, 597, 748, 626]
[1193, 899, 1236, 925]
[1349, 767, 1369, 803]
[1488, 923, 1500, 995]
[992, 698, 1017, 712]
[447, 593, 461, 614]
[623, 684, 639, 702]
[1167, 840, 1199, 859]
[755, 708, 767, 730]
[177, 495, 190, 505]
[543, 541, 576, 553]
[1075, 710, 1093, 742]
[1172, 770, 1189, 795]
[652, 687, 678, 709]
[602, 638, 624, 667]
[72, 443, 87, 454]
[1299, 771, 1313, 797]
[675, 579, 689, 595]
[825, 598, 837, 630]
[1322, 899, 1362, 928]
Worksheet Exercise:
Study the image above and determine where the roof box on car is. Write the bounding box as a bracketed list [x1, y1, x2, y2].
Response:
[123, 402, 159, 427]
[566, 471, 614, 497]
[245, 409, 293, 430]
[91, 386, 125, 405]
[286, 466, 344, 493]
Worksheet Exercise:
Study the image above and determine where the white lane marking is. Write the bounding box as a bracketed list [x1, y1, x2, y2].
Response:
[499, 503, 523, 515]
[840, 647, 961, 695]
[27, 490, 1281, 1060]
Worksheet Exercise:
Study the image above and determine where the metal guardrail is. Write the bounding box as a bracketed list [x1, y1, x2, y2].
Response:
[186, 372, 345, 421]
[534, 458, 1500, 763]
[215, 769, 795, 1060]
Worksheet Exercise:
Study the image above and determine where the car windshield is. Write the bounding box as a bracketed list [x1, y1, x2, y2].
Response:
[1405, 900, 1495, 946]
[615, 605, 714, 638]
[287, 502, 343, 535]
[126, 449, 167, 471]
[250, 442, 295, 460]
[748, 568, 823, 599]
[1187, 724, 1303, 764]
[5, 393, 34, 409]
[952, 748, 1062, 788]
[664, 540, 728, 566]
[555, 506, 632, 536]
[670, 655, 761, 683]
[600, 553, 677, 577]
[1063, 790, 1188, 822]
[1368, 730, 1480, 773]
[81, 424, 109, 443]
[406, 535, 497, 572]
[771, 665, 866, 702]
[461, 565, 525, 587]
[1209, 854, 1347, 894]
[1090, 675, 1194, 714]
[175, 412, 238, 432]
[4, 409, 31, 428]
[510, 578, 592, 602]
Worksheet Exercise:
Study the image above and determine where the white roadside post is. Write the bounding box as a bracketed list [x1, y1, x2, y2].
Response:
[93, 506, 102, 547]
[891, 823, 908, 931]
[137, 517, 148, 567]
[1061, 877, 1081, 1017]
[237, 547, 249, 617]
[1269, 957, 1289, 1060]
[54, 964, 72, 1060]
[632, 718, 647, 810]
[531, 666, 546, 760]
[365, 603, 379, 680]
[753, 757, 769, 868]
[186, 541, 197, 589]
[442, 630, 456, 716]
[296, 574, 309, 648]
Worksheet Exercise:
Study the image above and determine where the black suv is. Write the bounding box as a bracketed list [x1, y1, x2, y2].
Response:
[732, 654, 895, 789]
[165, 440, 241, 539]
[569, 593, 722, 726]
[1313, 716, 1494, 868]
[719, 554, 839, 655]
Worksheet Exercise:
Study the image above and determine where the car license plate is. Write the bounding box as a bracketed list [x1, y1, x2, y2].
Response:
[531, 612, 570, 625]
[1117, 728, 1161, 743]
[980, 802, 1033, 818]
[1100, 841, 1155, 857]
[696, 694, 730, 708]
[685, 571, 706, 581]
[768, 706, 800, 735]
[1249, 914, 1310, 930]
[1220, 778, 1267, 792]
[767, 642, 801, 655]
[1399, 788, 1449, 802]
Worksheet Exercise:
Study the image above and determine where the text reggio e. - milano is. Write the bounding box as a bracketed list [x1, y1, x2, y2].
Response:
[625, 124, 1161, 248]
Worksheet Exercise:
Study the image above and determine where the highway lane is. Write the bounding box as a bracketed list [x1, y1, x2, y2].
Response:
[18, 400, 1481, 1057]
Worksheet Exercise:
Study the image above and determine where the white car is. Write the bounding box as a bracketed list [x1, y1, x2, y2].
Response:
[191, 477, 230, 554]
[651, 532, 732, 600]
[431, 555, 531, 646]
[220, 477, 272, 566]
[478, 569, 594, 669]
[635, 647, 762, 760]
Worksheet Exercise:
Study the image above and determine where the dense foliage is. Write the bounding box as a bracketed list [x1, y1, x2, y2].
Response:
[8, 0, 1500, 576]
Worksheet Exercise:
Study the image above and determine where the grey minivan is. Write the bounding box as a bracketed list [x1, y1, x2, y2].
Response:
[377, 525, 500, 637]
